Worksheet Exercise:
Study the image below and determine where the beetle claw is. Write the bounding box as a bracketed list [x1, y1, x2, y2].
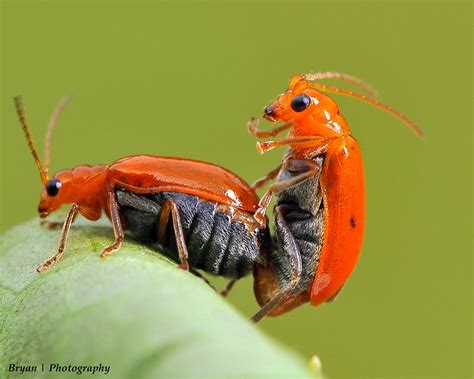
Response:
[247, 117, 260, 136]
[36, 256, 56, 272]
[256, 142, 265, 154]
[179, 261, 190, 271]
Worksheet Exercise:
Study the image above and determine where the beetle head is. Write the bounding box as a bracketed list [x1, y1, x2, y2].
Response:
[263, 74, 347, 136]
[263, 72, 423, 137]
[14, 96, 108, 220]
[37, 170, 74, 218]
[14, 96, 75, 219]
[36, 165, 108, 218]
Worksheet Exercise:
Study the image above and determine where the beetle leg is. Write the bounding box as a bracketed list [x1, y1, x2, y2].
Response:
[40, 220, 64, 230]
[251, 164, 282, 191]
[247, 117, 295, 138]
[157, 199, 190, 271]
[257, 136, 332, 154]
[36, 203, 79, 272]
[40, 212, 77, 230]
[254, 159, 322, 228]
[188, 268, 216, 290]
[100, 191, 124, 258]
[251, 206, 302, 323]
[220, 279, 237, 297]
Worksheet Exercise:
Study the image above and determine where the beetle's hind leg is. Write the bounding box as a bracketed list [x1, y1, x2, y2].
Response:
[251, 206, 303, 323]
[157, 199, 190, 271]
[188, 268, 234, 296]
[189, 268, 216, 291]
[220, 279, 237, 297]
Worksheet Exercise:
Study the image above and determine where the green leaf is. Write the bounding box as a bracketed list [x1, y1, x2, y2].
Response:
[0, 218, 318, 379]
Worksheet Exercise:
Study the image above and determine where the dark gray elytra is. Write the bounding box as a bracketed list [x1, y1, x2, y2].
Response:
[116, 190, 270, 279]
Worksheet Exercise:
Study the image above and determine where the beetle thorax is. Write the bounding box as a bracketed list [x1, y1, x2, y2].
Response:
[294, 105, 350, 138]
[70, 165, 109, 211]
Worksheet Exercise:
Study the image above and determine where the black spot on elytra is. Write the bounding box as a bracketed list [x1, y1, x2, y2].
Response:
[350, 217, 357, 228]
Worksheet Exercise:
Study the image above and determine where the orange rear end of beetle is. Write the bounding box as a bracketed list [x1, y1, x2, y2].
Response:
[247, 72, 422, 322]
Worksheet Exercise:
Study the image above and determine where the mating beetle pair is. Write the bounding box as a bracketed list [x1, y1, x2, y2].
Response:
[15, 72, 420, 322]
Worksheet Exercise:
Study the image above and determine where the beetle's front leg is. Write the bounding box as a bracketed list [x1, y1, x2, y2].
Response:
[220, 279, 237, 297]
[37, 203, 79, 272]
[254, 159, 322, 228]
[257, 136, 332, 154]
[100, 190, 124, 258]
[247, 117, 294, 139]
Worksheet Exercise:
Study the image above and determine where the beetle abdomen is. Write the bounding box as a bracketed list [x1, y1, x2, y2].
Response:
[116, 190, 268, 279]
[253, 155, 325, 315]
[273, 156, 325, 292]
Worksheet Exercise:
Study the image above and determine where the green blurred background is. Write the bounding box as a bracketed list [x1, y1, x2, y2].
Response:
[1, 1, 471, 378]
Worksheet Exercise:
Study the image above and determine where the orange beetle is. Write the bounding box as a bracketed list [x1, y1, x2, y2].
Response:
[14, 96, 267, 279]
[247, 73, 421, 322]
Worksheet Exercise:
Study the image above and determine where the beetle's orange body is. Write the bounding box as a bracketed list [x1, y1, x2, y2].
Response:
[109, 155, 258, 212]
[249, 73, 420, 320]
[311, 136, 365, 305]
[41, 155, 259, 222]
[276, 80, 367, 305]
[30, 153, 260, 273]
[14, 95, 263, 273]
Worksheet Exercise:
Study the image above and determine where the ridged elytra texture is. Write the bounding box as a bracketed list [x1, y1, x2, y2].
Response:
[0, 218, 318, 379]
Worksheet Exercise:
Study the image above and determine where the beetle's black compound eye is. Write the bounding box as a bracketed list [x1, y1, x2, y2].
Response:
[290, 94, 311, 112]
[46, 178, 61, 197]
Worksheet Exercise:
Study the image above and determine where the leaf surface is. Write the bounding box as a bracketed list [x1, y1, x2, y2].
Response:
[0, 219, 317, 379]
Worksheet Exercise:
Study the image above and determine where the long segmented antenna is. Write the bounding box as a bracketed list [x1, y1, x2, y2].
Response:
[303, 72, 380, 98]
[305, 82, 423, 137]
[14, 96, 50, 184]
[44, 96, 70, 173]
